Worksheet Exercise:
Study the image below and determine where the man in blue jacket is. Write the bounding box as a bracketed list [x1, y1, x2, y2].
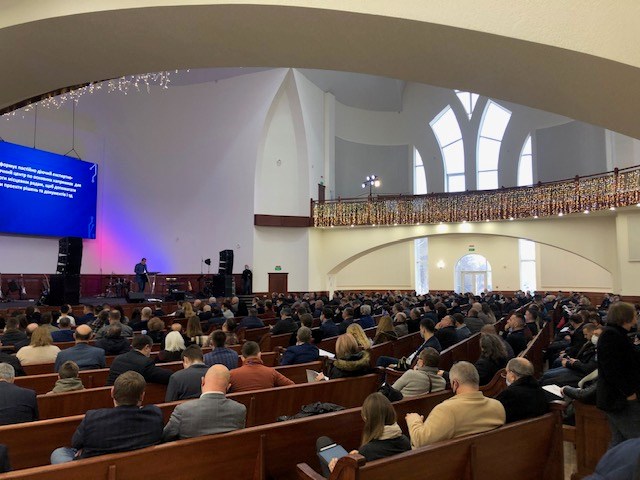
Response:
[280, 327, 319, 365]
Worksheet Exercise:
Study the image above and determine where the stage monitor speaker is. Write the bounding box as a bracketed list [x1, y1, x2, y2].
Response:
[211, 274, 235, 297]
[57, 237, 83, 275]
[127, 292, 146, 303]
[218, 249, 234, 275]
[48, 274, 80, 306]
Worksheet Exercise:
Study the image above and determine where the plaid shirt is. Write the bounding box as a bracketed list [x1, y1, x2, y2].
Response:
[203, 347, 239, 371]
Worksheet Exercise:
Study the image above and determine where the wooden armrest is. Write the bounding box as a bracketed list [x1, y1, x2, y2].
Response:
[549, 400, 569, 412]
[330, 454, 366, 480]
[296, 463, 327, 480]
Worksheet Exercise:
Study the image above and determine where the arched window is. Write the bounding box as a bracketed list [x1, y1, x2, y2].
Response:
[519, 239, 537, 292]
[454, 90, 479, 119]
[413, 147, 429, 293]
[477, 100, 511, 190]
[518, 135, 534, 186]
[454, 254, 492, 294]
[430, 106, 465, 192]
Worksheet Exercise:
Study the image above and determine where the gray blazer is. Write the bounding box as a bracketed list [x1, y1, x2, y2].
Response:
[95, 322, 133, 339]
[162, 392, 246, 441]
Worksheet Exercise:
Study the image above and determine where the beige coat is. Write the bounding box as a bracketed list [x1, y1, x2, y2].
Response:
[406, 391, 505, 448]
[392, 366, 447, 397]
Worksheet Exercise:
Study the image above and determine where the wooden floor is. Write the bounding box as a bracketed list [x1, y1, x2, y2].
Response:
[564, 441, 577, 479]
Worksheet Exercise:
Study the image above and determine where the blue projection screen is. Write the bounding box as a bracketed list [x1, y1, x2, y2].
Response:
[0, 141, 97, 239]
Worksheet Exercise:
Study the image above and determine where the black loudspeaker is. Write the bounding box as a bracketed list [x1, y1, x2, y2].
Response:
[57, 237, 83, 275]
[48, 274, 80, 306]
[165, 291, 186, 302]
[127, 292, 146, 303]
[218, 249, 234, 275]
[212, 274, 235, 297]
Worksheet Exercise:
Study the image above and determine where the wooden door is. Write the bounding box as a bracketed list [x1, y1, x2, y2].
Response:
[268, 273, 288, 293]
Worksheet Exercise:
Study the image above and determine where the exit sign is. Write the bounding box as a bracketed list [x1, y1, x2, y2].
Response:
[275, 266, 282, 271]
[468, 244, 475, 252]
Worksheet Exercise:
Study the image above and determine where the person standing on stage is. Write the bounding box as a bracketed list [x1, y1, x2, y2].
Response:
[134, 258, 148, 293]
[242, 265, 252, 295]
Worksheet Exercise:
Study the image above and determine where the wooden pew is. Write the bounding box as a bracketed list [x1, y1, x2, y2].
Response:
[297, 409, 564, 480]
[33, 359, 323, 419]
[1, 371, 384, 471]
[317, 327, 377, 354]
[518, 321, 553, 377]
[438, 333, 481, 372]
[571, 401, 611, 479]
[0, 389, 452, 479]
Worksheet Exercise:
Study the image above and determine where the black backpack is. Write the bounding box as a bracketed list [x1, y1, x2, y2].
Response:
[276, 402, 345, 422]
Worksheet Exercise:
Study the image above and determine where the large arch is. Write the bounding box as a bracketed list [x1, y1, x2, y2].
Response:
[2, 2, 640, 137]
[319, 215, 618, 277]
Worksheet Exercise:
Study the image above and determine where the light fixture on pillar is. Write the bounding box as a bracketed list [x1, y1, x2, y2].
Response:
[436, 260, 445, 269]
[362, 174, 381, 197]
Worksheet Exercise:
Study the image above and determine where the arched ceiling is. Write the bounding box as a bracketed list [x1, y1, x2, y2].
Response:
[2, 1, 640, 137]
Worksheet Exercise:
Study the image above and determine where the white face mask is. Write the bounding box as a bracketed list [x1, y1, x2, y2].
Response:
[591, 335, 599, 346]
[506, 377, 512, 386]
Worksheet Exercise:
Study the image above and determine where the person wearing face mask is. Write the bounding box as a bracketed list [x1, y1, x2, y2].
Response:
[405, 361, 505, 448]
[496, 358, 549, 423]
[540, 324, 600, 388]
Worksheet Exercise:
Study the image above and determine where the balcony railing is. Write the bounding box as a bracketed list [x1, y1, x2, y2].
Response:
[313, 166, 640, 227]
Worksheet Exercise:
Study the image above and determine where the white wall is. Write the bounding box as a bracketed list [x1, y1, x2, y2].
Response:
[335, 241, 413, 290]
[252, 227, 309, 292]
[537, 243, 613, 292]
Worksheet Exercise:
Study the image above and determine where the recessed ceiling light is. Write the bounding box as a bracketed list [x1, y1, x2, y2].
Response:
[558, 212, 564, 217]
[509, 217, 514, 221]
[584, 210, 590, 214]
[610, 207, 616, 211]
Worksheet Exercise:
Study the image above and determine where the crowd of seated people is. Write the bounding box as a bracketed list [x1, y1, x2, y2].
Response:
[0, 289, 638, 477]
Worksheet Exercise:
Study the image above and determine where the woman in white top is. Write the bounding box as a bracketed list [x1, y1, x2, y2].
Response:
[16, 326, 61, 365]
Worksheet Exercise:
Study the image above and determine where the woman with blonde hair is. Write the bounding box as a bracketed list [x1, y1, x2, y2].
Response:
[186, 316, 209, 347]
[157, 330, 186, 363]
[317, 334, 371, 380]
[372, 316, 398, 345]
[16, 325, 61, 365]
[181, 302, 195, 320]
[324, 392, 411, 473]
[346, 323, 372, 351]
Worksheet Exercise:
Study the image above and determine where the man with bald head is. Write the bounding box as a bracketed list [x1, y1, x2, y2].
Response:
[54, 324, 106, 372]
[162, 364, 246, 441]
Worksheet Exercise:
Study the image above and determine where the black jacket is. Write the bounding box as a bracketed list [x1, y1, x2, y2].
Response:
[106, 350, 173, 386]
[597, 325, 640, 412]
[0, 382, 38, 425]
[567, 342, 597, 375]
[271, 317, 297, 336]
[94, 336, 132, 356]
[359, 435, 411, 462]
[435, 326, 459, 350]
[496, 376, 549, 423]
[0, 352, 25, 376]
[475, 356, 507, 386]
[505, 329, 528, 356]
[73, 405, 163, 459]
[0, 330, 27, 347]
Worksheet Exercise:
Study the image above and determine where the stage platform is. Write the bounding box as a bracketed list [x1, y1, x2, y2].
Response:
[0, 294, 166, 310]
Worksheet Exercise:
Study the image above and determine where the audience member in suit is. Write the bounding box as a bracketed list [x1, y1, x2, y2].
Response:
[318, 308, 339, 341]
[596, 302, 640, 447]
[377, 318, 442, 369]
[434, 315, 460, 350]
[204, 330, 239, 371]
[0, 346, 25, 376]
[75, 305, 96, 326]
[130, 307, 153, 332]
[156, 331, 186, 363]
[405, 362, 505, 448]
[271, 308, 298, 336]
[197, 304, 213, 323]
[504, 313, 529, 356]
[280, 327, 320, 366]
[106, 335, 173, 386]
[94, 325, 132, 356]
[229, 342, 294, 392]
[337, 307, 355, 335]
[0, 317, 28, 347]
[164, 345, 209, 402]
[541, 324, 599, 387]
[50, 317, 75, 343]
[321, 393, 410, 476]
[54, 325, 106, 372]
[392, 347, 446, 397]
[95, 310, 133, 339]
[239, 308, 264, 330]
[318, 334, 372, 380]
[15, 326, 60, 366]
[496, 358, 549, 423]
[50, 371, 163, 463]
[524, 307, 539, 337]
[454, 313, 472, 342]
[0, 363, 38, 425]
[48, 361, 85, 394]
[464, 309, 485, 335]
[355, 305, 375, 329]
[393, 312, 409, 338]
[372, 316, 398, 345]
[162, 364, 246, 441]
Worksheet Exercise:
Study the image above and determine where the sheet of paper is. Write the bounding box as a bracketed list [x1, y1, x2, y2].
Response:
[542, 384, 563, 398]
[318, 348, 335, 359]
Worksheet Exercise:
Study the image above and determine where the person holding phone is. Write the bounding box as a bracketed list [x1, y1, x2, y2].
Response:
[316, 392, 410, 476]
